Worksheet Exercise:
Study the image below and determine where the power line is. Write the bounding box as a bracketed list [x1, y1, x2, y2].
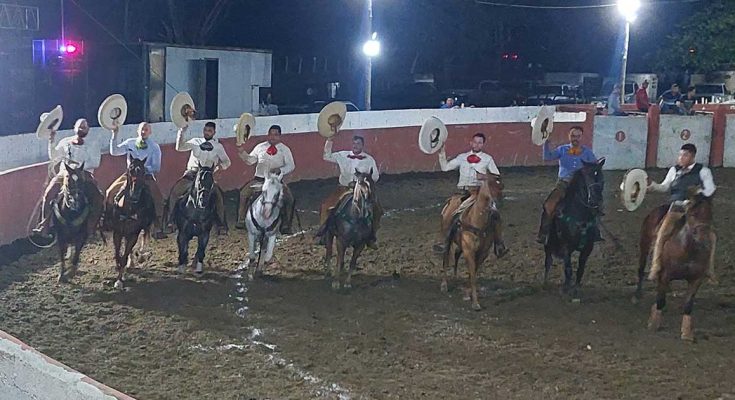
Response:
[474, 0, 702, 10]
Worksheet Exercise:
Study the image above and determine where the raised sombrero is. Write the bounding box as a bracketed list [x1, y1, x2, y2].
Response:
[531, 105, 555, 146]
[234, 113, 256, 146]
[97, 94, 128, 130]
[170, 92, 196, 128]
[317, 101, 347, 138]
[36, 105, 63, 139]
[620, 168, 648, 211]
[418, 116, 448, 155]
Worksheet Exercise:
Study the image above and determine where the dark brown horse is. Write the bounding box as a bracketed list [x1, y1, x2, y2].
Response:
[322, 170, 379, 290]
[439, 175, 504, 310]
[636, 192, 716, 341]
[105, 157, 156, 289]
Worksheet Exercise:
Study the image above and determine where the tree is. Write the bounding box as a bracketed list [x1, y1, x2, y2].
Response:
[159, 0, 233, 45]
[652, 0, 735, 74]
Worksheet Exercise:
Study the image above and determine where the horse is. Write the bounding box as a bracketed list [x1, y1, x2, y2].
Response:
[173, 165, 217, 275]
[542, 159, 605, 299]
[439, 174, 504, 310]
[106, 157, 156, 289]
[244, 171, 283, 281]
[636, 192, 716, 341]
[52, 162, 99, 283]
[322, 169, 378, 290]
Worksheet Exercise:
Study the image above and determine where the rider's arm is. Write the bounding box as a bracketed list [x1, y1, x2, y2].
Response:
[109, 134, 128, 156]
[149, 143, 162, 175]
[438, 147, 459, 171]
[648, 167, 676, 192]
[542, 141, 561, 161]
[323, 139, 338, 163]
[48, 135, 61, 162]
[217, 143, 232, 171]
[175, 127, 194, 152]
[280, 146, 295, 176]
[485, 156, 500, 175]
[239, 144, 259, 165]
[369, 157, 380, 182]
[699, 167, 716, 197]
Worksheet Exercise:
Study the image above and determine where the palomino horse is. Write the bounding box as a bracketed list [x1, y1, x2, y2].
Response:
[543, 159, 605, 299]
[52, 162, 101, 282]
[173, 165, 217, 275]
[105, 157, 156, 289]
[323, 170, 378, 290]
[637, 192, 715, 341]
[245, 171, 283, 280]
[439, 174, 504, 310]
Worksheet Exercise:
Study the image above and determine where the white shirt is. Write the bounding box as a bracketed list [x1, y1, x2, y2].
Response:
[323, 140, 379, 186]
[176, 135, 231, 171]
[649, 164, 716, 197]
[48, 136, 100, 172]
[240, 141, 295, 179]
[440, 150, 500, 188]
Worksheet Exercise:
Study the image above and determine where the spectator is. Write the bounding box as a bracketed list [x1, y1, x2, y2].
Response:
[635, 80, 651, 112]
[607, 84, 627, 116]
[659, 83, 682, 114]
[440, 97, 456, 109]
[677, 86, 697, 115]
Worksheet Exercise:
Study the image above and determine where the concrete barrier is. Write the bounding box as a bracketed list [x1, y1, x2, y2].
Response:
[592, 115, 648, 170]
[657, 115, 713, 167]
[0, 330, 134, 399]
[723, 114, 735, 167]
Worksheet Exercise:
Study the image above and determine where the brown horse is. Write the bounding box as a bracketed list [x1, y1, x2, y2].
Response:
[636, 192, 716, 341]
[439, 175, 504, 310]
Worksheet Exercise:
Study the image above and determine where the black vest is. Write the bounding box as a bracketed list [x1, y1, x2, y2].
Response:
[670, 163, 703, 202]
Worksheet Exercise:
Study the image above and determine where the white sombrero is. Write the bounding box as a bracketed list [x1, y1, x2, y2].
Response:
[97, 94, 128, 130]
[234, 113, 256, 146]
[418, 116, 448, 155]
[36, 105, 63, 139]
[531, 106, 555, 146]
[170, 92, 196, 128]
[317, 101, 347, 138]
[620, 168, 648, 211]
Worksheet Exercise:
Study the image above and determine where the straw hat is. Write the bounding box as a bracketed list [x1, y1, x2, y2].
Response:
[36, 105, 63, 139]
[234, 113, 256, 146]
[97, 94, 128, 130]
[531, 106, 555, 146]
[170, 92, 196, 128]
[620, 168, 648, 211]
[418, 116, 448, 155]
[317, 101, 347, 138]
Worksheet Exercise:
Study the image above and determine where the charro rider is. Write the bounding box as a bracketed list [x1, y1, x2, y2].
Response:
[537, 125, 604, 244]
[106, 122, 166, 239]
[436, 132, 508, 257]
[165, 121, 231, 234]
[33, 119, 104, 239]
[647, 143, 716, 281]
[235, 124, 296, 234]
[316, 134, 382, 249]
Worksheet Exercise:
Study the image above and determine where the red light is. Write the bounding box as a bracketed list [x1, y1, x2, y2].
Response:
[511, 53, 519, 60]
[66, 44, 77, 53]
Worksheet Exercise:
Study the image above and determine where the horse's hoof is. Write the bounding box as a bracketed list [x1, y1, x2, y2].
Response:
[344, 283, 352, 289]
[631, 295, 640, 305]
[681, 315, 695, 342]
[440, 281, 448, 293]
[472, 302, 482, 311]
[331, 281, 341, 290]
[392, 271, 400, 280]
[114, 280, 124, 290]
[648, 306, 663, 331]
[177, 265, 186, 274]
[57, 274, 67, 284]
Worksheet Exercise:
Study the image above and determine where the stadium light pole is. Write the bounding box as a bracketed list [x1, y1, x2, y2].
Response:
[362, 0, 380, 111]
[618, 0, 641, 104]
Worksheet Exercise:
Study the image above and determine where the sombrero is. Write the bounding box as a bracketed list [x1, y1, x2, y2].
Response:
[36, 105, 63, 139]
[234, 113, 256, 146]
[418, 116, 448, 155]
[620, 168, 648, 211]
[317, 101, 347, 138]
[531, 105, 555, 146]
[170, 92, 196, 128]
[97, 94, 128, 130]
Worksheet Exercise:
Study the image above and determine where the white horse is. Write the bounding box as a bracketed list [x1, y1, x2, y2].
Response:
[245, 171, 283, 280]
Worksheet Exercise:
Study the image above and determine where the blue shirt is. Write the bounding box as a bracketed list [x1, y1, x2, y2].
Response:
[110, 137, 162, 176]
[543, 142, 597, 180]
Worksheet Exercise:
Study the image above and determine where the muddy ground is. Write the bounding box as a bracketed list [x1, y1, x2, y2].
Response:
[1, 168, 734, 400]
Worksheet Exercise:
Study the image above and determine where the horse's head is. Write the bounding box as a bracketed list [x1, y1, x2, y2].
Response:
[125, 155, 148, 204]
[60, 161, 87, 212]
[352, 168, 374, 214]
[571, 158, 605, 210]
[259, 170, 283, 219]
[685, 191, 714, 227]
[192, 164, 215, 209]
[479, 172, 503, 210]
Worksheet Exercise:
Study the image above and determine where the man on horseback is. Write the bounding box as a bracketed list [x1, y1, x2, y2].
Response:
[165, 121, 231, 234]
[106, 122, 166, 239]
[437, 132, 508, 257]
[537, 126, 603, 245]
[33, 118, 104, 239]
[316, 135, 381, 249]
[236, 124, 296, 234]
[647, 143, 716, 281]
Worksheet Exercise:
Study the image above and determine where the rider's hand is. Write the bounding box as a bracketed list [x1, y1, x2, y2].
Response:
[475, 171, 488, 181]
[646, 177, 652, 186]
[111, 122, 119, 135]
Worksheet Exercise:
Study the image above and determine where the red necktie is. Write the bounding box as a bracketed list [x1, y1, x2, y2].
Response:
[466, 154, 481, 164]
[347, 154, 366, 160]
[266, 145, 278, 155]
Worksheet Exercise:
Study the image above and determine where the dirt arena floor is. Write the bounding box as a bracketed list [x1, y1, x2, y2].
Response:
[1, 167, 734, 399]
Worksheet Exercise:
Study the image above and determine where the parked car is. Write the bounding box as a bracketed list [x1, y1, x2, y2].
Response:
[471, 80, 514, 107]
[526, 84, 582, 105]
[694, 83, 732, 103]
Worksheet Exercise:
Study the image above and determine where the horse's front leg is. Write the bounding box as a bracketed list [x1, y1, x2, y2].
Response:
[440, 240, 454, 293]
[323, 232, 334, 278]
[262, 234, 277, 272]
[462, 235, 482, 311]
[177, 230, 189, 274]
[57, 241, 68, 283]
[573, 243, 594, 300]
[333, 238, 347, 290]
[561, 251, 573, 294]
[680, 277, 705, 342]
[116, 234, 139, 290]
[247, 232, 258, 281]
[194, 231, 210, 275]
[648, 279, 668, 331]
[68, 235, 86, 279]
[136, 229, 152, 264]
[112, 232, 123, 282]
[345, 244, 363, 289]
[543, 248, 554, 288]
